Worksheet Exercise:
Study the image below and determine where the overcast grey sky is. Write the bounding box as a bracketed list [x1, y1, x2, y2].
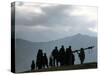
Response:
[14, 2, 97, 42]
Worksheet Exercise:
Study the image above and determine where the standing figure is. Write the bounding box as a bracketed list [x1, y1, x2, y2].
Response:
[78, 48, 85, 64]
[65, 46, 75, 65]
[52, 46, 59, 67]
[65, 48, 70, 65]
[31, 60, 35, 71]
[42, 53, 48, 68]
[58, 45, 66, 66]
[36, 49, 43, 69]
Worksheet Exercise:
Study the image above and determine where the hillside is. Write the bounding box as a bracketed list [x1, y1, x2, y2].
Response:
[20, 62, 97, 73]
[15, 34, 97, 73]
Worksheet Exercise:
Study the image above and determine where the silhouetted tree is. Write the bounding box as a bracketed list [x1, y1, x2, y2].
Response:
[58, 45, 66, 66]
[36, 49, 43, 69]
[31, 60, 35, 71]
[42, 53, 48, 68]
[78, 48, 85, 64]
[49, 55, 53, 67]
[52, 46, 59, 67]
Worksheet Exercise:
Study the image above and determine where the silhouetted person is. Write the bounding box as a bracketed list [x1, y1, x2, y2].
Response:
[65, 46, 75, 65]
[65, 48, 70, 65]
[31, 60, 35, 71]
[78, 48, 85, 64]
[52, 46, 59, 67]
[42, 53, 48, 68]
[59, 45, 66, 66]
[36, 49, 43, 69]
[49, 55, 53, 67]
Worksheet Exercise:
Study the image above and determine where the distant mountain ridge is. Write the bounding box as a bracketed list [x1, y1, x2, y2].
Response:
[15, 34, 97, 72]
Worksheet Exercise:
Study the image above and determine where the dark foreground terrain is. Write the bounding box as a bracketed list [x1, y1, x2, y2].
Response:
[19, 62, 97, 73]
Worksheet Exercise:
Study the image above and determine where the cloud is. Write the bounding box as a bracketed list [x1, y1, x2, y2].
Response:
[69, 6, 97, 21]
[14, 2, 97, 42]
[15, 3, 75, 26]
[88, 27, 97, 32]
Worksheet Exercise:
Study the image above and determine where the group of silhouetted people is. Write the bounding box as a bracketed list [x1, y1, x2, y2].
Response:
[51, 45, 75, 67]
[31, 45, 85, 71]
[36, 49, 48, 69]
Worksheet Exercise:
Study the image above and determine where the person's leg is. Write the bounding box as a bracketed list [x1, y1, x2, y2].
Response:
[56, 59, 58, 67]
[54, 58, 56, 66]
[81, 59, 83, 64]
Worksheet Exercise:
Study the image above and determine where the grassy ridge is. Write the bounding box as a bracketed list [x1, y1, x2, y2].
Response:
[19, 62, 97, 73]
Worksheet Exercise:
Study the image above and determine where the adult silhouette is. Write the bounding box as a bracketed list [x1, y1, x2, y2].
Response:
[58, 45, 66, 66]
[66, 46, 75, 65]
[65, 48, 70, 65]
[42, 53, 48, 68]
[36, 49, 43, 69]
[78, 48, 85, 64]
[52, 46, 59, 67]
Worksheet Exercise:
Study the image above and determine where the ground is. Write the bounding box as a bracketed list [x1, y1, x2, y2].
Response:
[19, 62, 97, 73]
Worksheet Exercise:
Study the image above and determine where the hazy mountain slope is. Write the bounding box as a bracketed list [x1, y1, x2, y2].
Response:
[15, 34, 97, 72]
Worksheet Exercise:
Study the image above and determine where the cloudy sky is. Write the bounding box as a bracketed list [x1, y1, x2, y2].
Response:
[14, 2, 97, 42]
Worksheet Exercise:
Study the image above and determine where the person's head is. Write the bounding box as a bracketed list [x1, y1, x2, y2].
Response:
[32, 60, 34, 64]
[81, 48, 84, 50]
[61, 45, 64, 48]
[55, 46, 57, 49]
[37, 49, 43, 56]
[80, 48, 84, 52]
[69, 46, 71, 49]
[38, 49, 42, 53]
